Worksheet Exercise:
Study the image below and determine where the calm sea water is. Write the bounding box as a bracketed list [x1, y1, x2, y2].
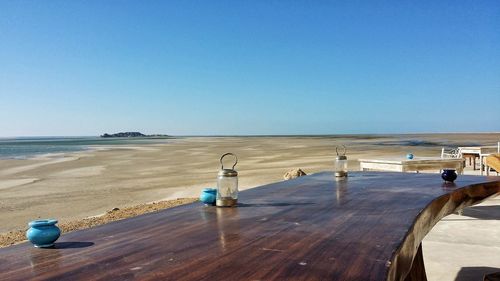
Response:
[0, 135, 487, 160]
[0, 137, 172, 159]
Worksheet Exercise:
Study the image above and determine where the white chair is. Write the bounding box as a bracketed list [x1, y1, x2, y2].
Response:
[440, 147, 463, 173]
[441, 147, 461, 159]
[480, 142, 500, 175]
[485, 154, 500, 176]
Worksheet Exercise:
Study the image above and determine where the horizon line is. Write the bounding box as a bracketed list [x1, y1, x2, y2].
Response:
[1, 131, 499, 139]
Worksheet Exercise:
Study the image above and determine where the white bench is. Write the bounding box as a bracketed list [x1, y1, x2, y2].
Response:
[359, 157, 465, 174]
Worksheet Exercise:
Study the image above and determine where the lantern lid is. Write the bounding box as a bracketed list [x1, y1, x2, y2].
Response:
[218, 153, 238, 177]
[335, 145, 347, 160]
[218, 168, 238, 177]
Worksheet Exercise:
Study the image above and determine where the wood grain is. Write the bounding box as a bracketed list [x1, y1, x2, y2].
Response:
[0, 172, 498, 281]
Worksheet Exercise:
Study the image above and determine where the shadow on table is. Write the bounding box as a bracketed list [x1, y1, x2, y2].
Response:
[54, 242, 94, 249]
[461, 205, 500, 220]
[454, 266, 500, 281]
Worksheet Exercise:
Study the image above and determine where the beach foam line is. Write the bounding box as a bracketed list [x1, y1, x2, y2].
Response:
[89, 145, 160, 151]
[0, 156, 80, 177]
[0, 178, 39, 190]
[51, 165, 106, 178]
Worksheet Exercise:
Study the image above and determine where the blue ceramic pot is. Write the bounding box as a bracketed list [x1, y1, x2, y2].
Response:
[200, 188, 217, 205]
[441, 169, 458, 183]
[406, 153, 414, 160]
[26, 219, 61, 248]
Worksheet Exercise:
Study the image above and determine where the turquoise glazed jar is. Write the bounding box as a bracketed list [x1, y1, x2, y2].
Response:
[26, 219, 61, 248]
[406, 153, 414, 160]
[200, 188, 217, 205]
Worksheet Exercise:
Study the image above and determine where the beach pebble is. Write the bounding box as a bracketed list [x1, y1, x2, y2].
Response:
[283, 168, 307, 180]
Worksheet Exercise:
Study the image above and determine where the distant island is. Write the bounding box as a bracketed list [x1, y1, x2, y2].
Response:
[100, 132, 170, 138]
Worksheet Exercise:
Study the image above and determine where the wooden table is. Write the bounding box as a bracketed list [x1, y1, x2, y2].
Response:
[459, 146, 498, 155]
[459, 147, 481, 170]
[459, 146, 499, 174]
[359, 157, 465, 174]
[0, 172, 498, 281]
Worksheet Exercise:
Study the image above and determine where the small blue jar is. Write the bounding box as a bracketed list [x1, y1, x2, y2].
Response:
[200, 188, 217, 205]
[406, 153, 414, 160]
[26, 219, 61, 248]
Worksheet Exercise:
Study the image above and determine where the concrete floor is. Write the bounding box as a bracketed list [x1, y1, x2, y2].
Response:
[423, 165, 500, 281]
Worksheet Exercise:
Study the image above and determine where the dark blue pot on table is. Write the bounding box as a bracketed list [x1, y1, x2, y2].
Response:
[406, 153, 414, 160]
[26, 219, 61, 248]
[200, 188, 217, 205]
[441, 169, 458, 183]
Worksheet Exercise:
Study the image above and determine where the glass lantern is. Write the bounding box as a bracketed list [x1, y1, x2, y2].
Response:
[334, 145, 348, 177]
[216, 153, 238, 207]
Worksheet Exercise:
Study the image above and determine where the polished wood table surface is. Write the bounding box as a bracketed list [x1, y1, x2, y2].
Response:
[0, 172, 498, 281]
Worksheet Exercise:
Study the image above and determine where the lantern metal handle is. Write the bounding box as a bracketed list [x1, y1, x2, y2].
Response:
[220, 153, 238, 170]
[336, 145, 346, 156]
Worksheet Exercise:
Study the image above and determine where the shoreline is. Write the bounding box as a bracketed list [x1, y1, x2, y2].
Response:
[0, 136, 176, 160]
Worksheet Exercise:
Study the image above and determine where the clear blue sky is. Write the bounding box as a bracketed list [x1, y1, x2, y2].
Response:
[1, 1, 499, 136]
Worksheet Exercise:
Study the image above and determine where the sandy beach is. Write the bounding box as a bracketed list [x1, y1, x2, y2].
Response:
[0, 134, 498, 233]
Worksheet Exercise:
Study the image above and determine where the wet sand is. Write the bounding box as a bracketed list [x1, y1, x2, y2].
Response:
[0, 134, 498, 233]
